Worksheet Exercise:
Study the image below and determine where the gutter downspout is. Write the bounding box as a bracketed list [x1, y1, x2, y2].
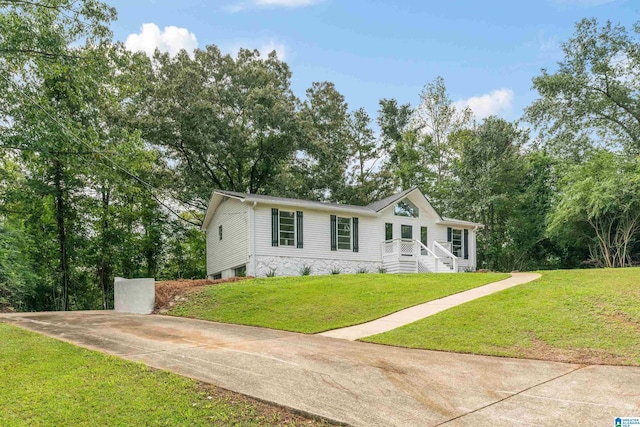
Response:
[472, 226, 479, 271]
[252, 202, 257, 276]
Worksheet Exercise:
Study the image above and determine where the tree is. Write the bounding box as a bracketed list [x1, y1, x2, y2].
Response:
[295, 81, 352, 202]
[449, 117, 528, 270]
[548, 150, 640, 268]
[140, 47, 301, 207]
[526, 18, 640, 157]
[411, 76, 472, 182]
[343, 108, 388, 205]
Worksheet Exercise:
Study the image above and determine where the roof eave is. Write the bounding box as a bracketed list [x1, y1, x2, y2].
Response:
[244, 197, 377, 216]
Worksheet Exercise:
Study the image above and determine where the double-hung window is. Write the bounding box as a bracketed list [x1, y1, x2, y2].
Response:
[279, 211, 295, 246]
[452, 229, 463, 257]
[337, 217, 351, 250]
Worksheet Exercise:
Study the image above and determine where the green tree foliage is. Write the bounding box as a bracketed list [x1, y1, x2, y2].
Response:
[526, 18, 640, 156]
[448, 117, 535, 271]
[0, 1, 205, 311]
[295, 81, 352, 201]
[139, 47, 301, 207]
[548, 151, 640, 268]
[411, 76, 472, 183]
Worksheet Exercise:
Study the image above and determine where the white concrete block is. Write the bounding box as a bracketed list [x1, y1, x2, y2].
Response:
[114, 277, 155, 314]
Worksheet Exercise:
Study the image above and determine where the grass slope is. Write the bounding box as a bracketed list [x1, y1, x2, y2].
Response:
[168, 273, 509, 333]
[363, 268, 640, 366]
[0, 323, 332, 426]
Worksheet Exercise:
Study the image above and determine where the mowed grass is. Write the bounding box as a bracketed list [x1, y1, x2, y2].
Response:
[363, 268, 640, 366]
[0, 323, 332, 427]
[168, 273, 509, 333]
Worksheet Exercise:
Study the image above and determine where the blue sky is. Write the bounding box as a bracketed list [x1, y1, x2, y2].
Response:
[109, 0, 638, 123]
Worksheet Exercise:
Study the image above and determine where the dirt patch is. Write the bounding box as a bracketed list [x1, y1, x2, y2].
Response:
[601, 310, 640, 331]
[194, 382, 340, 426]
[519, 333, 631, 366]
[155, 277, 253, 313]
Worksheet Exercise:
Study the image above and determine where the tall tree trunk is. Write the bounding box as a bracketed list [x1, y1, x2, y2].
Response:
[53, 159, 70, 311]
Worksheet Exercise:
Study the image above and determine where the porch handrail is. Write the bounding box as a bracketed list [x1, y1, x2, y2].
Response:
[415, 240, 439, 273]
[415, 240, 438, 259]
[433, 241, 458, 272]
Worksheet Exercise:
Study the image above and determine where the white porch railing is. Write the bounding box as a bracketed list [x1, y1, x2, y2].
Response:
[382, 238, 416, 259]
[381, 239, 457, 273]
[433, 241, 457, 273]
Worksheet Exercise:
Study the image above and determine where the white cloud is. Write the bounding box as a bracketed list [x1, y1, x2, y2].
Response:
[125, 23, 198, 57]
[227, 0, 323, 12]
[454, 89, 514, 120]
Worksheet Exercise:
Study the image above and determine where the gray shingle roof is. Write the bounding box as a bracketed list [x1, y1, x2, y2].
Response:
[365, 187, 417, 212]
[214, 189, 377, 215]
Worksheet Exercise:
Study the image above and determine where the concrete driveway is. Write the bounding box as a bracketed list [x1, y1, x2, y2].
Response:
[2, 311, 638, 426]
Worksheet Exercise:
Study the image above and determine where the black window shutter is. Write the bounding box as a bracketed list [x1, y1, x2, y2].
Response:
[330, 215, 337, 251]
[271, 208, 279, 247]
[464, 229, 469, 259]
[296, 211, 303, 249]
[352, 217, 359, 253]
[447, 227, 452, 242]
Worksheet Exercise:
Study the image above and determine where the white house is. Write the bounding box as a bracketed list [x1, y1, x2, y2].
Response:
[201, 187, 483, 278]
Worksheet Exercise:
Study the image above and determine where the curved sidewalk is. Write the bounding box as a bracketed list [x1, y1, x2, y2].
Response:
[319, 272, 541, 341]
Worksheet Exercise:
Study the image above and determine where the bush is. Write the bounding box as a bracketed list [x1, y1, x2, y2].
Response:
[300, 265, 312, 276]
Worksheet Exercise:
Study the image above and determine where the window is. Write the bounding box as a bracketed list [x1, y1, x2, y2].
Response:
[279, 211, 295, 246]
[212, 272, 222, 280]
[218, 225, 222, 241]
[394, 199, 419, 218]
[420, 226, 428, 255]
[401, 224, 413, 239]
[337, 217, 351, 250]
[452, 229, 463, 257]
[234, 265, 246, 277]
[385, 223, 393, 241]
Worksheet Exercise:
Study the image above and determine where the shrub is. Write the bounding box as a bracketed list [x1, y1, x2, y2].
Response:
[330, 267, 341, 275]
[357, 267, 368, 274]
[266, 268, 277, 277]
[300, 265, 312, 276]
[377, 266, 387, 274]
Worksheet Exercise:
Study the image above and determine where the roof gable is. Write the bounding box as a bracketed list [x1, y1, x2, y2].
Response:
[365, 188, 416, 212]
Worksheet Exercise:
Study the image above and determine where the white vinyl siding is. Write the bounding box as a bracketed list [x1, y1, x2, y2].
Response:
[253, 206, 377, 262]
[206, 198, 249, 277]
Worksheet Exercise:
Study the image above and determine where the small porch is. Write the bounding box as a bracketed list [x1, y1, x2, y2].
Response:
[381, 239, 459, 274]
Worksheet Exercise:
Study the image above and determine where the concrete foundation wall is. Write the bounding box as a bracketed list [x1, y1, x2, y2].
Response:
[249, 255, 382, 277]
[114, 277, 155, 314]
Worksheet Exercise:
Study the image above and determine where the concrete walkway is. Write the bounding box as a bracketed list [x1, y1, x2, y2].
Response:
[320, 273, 541, 340]
[2, 311, 638, 427]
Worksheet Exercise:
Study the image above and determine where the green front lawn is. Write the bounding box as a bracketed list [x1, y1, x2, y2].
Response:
[168, 273, 509, 333]
[0, 324, 331, 426]
[363, 268, 640, 366]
